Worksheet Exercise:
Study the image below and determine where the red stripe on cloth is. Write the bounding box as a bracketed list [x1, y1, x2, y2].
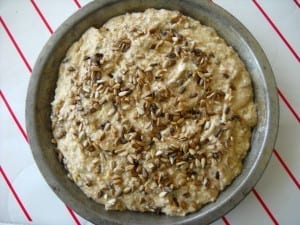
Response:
[277, 88, 300, 123]
[0, 17, 32, 72]
[30, 0, 54, 34]
[0, 166, 32, 222]
[66, 206, 82, 225]
[253, 0, 300, 62]
[0, 90, 29, 142]
[73, 0, 82, 8]
[222, 216, 230, 225]
[273, 149, 300, 189]
[252, 188, 279, 225]
[294, 0, 300, 8]
[1, 9, 82, 224]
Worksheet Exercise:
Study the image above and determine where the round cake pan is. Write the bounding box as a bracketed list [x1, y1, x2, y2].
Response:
[26, 0, 279, 224]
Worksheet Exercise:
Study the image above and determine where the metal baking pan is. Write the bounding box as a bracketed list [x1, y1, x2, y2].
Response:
[26, 0, 279, 224]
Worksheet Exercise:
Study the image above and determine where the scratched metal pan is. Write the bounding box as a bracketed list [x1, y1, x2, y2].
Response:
[25, 0, 279, 224]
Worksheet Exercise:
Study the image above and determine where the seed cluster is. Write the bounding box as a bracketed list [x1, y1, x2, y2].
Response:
[51, 9, 256, 216]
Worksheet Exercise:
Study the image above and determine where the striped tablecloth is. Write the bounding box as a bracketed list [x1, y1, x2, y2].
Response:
[1, 1, 299, 224]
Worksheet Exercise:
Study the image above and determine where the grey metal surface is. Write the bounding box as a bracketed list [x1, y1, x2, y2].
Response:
[25, 0, 279, 225]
